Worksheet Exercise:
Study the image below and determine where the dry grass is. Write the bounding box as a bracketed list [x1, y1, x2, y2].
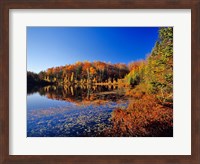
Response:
[125, 83, 149, 99]
[104, 95, 173, 137]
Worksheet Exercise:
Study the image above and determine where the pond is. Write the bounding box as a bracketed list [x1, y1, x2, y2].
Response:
[27, 85, 130, 137]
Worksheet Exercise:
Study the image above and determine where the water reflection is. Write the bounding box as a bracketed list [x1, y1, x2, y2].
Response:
[28, 84, 127, 105]
[27, 84, 129, 137]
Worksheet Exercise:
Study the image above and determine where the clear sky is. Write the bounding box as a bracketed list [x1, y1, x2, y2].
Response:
[27, 27, 159, 73]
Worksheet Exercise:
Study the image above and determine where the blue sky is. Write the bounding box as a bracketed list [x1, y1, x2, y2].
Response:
[27, 27, 159, 73]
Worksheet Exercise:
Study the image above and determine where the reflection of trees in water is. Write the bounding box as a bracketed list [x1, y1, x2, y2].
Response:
[28, 84, 128, 104]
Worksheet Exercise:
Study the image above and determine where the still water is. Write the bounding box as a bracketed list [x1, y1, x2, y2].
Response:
[27, 85, 129, 137]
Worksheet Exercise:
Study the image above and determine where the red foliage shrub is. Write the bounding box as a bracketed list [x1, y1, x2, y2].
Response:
[104, 95, 173, 137]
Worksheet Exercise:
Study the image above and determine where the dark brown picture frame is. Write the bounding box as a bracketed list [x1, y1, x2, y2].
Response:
[0, 0, 199, 164]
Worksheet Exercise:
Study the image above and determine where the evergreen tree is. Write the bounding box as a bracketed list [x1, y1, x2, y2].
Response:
[146, 27, 173, 104]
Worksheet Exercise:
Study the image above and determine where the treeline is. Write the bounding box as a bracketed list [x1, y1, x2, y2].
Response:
[27, 71, 53, 88]
[36, 61, 129, 84]
[125, 27, 173, 105]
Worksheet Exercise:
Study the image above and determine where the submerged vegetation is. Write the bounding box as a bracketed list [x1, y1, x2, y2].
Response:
[28, 27, 173, 137]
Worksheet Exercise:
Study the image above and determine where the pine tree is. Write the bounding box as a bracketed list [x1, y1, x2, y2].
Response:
[146, 27, 173, 104]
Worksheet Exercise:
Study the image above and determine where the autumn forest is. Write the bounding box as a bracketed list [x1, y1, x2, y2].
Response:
[27, 27, 173, 137]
